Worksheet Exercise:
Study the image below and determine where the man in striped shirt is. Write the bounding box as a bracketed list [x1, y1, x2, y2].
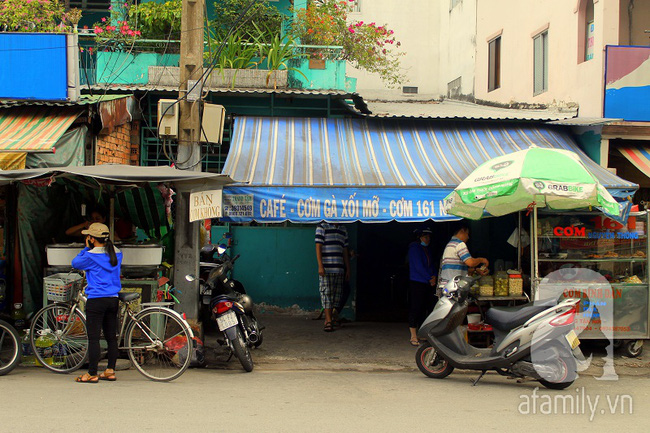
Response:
[315, 222, 350, 332]
[438, 224, 489, 296]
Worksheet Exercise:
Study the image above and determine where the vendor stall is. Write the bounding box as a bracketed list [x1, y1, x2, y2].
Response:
[534, 210, 649, 356]
[443, 146, 647, 356]
[0, 164, 234, 313]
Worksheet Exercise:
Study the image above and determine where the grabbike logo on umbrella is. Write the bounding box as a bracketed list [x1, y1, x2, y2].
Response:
[533, 181, 585, 194]
[473, 160, 515, 183]
[491, 160, 514, 172]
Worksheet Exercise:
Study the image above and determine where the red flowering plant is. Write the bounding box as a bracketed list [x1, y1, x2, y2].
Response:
[92, 2, 142, 51]
[290, 0, 404, 87]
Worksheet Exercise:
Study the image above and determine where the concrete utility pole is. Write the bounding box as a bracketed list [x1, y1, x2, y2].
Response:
[173, 0, 204, 319]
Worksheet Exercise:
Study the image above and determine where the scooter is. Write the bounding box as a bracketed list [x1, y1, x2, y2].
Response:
[187, 244, 263, 372]
[416, 275, 583, 389]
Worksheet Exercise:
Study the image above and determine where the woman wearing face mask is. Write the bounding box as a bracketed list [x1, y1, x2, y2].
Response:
[407, 227, 437, 346]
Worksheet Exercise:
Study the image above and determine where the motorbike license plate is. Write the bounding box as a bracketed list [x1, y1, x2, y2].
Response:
[566, 330, 580, 350]
[217, 310, 238, 331]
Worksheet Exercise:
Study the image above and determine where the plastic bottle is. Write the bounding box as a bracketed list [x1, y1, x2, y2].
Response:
[11, 303, 26, 330]
[34, 330, 55, 367]
[20, 329, 37, 366]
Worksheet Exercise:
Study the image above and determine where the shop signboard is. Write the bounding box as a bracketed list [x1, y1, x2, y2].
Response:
[221, 186, 457, 223]
[189, 189, 222, 222]
[604, 45, 650, 122]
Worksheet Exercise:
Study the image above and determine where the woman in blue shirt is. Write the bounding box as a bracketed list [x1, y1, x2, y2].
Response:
[71, 223, 122, 383]
[407, 227, 437, 346]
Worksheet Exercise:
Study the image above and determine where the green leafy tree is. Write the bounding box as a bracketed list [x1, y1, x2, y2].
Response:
[211, 0, 284, 41]
[290, 0, 405, 87]
[0, 0, 67, 32]
[128, 0, 182, 40]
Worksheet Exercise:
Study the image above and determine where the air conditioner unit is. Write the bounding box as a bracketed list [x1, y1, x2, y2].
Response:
[201, 103, 226, 143]
[157, 99, 178, 138]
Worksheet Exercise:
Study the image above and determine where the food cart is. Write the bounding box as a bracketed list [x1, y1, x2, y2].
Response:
[532, 209, 649, 357]
[0, 165, 234, 310]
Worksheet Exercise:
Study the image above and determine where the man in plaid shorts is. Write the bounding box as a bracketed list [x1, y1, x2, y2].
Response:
[315, 222, 350, 332]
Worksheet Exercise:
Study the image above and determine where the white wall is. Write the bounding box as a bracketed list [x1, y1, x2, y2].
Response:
[474, 0, 627, 117]
[346, 0, 442, 100]
[437, 0, 477, 98]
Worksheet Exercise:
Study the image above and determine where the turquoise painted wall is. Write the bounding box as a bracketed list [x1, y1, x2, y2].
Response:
[211, 224, 357, 317]
[96, 52, 180, 84]
[573, 129, 602, 165]
[289, 58, 348, 91]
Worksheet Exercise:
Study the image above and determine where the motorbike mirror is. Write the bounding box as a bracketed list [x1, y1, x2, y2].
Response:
[185, 274, 196, 282]
[217, 243, 228, 255]
[201, 245, 216, 254]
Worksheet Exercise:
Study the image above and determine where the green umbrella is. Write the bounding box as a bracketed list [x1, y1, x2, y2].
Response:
[443, 147, 621, 219]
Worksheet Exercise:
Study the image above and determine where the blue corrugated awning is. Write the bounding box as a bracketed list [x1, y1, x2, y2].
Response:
[221, 117, 637, 223]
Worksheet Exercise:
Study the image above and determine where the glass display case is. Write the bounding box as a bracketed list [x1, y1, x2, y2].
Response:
[534, 211, 649, 340]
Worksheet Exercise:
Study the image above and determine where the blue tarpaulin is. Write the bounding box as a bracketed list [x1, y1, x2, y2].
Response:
[221, 117, 637, 223]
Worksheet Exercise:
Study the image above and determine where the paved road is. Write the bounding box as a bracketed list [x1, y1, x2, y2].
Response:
[1, 365, 648, 432]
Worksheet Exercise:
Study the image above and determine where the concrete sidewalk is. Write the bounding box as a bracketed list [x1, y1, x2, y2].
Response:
[203, 311, 650, 377]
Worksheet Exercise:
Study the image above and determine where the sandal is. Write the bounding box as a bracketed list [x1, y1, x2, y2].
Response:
[332, 319, 341, 329]
[410, 338, 420, 347]
[323, 322, 334, 332]
[99, 370, 117, 381]
[75, 373, 99, 384]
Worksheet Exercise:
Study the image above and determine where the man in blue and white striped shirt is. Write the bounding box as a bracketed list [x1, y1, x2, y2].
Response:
[438, 224, 489, 296]
[315, 222, 350, 332]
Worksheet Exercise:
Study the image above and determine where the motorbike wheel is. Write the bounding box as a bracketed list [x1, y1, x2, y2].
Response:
[538, 356, 577, 390]
[231, 326, 254, 372]
[416, 343, 454, 379]
[621, 340, 643, 358]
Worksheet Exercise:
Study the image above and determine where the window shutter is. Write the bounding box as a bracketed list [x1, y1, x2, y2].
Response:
[533, 34, 545, 94]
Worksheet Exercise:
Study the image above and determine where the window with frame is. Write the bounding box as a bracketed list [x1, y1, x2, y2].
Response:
[584, 0, 595, 61]
[488, 36, 501, 92]
[533, 31, 548, 95]
[350, 0, 361, 13]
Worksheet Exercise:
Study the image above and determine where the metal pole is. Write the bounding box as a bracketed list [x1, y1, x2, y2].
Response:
[532, 205, 539, 300]
[517, 211, 522, 271]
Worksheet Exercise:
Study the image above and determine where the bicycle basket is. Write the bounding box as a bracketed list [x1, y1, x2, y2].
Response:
[44, 273, 84, 302]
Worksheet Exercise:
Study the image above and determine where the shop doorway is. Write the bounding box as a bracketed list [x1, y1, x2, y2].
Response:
[355, 222, 451, 322]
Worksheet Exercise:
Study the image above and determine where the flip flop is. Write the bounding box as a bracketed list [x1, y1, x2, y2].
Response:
[409, 338, 420, 347]
[99, 371, 117, 381]
[323, 322, 334, 332]
[75, 373, 99, 384]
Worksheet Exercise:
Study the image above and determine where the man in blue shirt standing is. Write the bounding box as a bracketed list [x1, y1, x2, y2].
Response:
[315, 222, 350, 332]
[407, 227, 437, 346]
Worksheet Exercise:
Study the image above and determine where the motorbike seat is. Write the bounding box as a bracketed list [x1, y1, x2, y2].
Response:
[484, 298, 557, 331]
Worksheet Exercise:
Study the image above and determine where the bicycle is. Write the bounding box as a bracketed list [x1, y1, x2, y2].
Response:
[30, 278, 194, 382]
[0, 319, 21, 376]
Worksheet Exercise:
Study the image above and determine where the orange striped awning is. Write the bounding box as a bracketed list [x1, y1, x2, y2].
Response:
[618, 145, 650, 177]
[0, 107, 82, 153]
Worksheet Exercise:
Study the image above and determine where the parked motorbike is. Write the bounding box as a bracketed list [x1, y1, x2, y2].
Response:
[188, 242, 263, 372]
[416, 275, 583, 389]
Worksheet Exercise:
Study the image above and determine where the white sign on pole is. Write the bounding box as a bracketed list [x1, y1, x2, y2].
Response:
[189, 189, 223, 222]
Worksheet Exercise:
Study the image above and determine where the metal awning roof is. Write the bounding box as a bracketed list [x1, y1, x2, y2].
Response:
[0, 164, 236, 187]
[0, 106, 83, 153]
[224, 117, 633, 190]
[363, 100, 578, 122]
[219, 117, 637, 223]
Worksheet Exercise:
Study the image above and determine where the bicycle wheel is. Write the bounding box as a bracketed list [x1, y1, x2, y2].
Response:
[0, 320, 21, 376]
[30, 304, 88, 373]
[126, 308, 192, 382]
